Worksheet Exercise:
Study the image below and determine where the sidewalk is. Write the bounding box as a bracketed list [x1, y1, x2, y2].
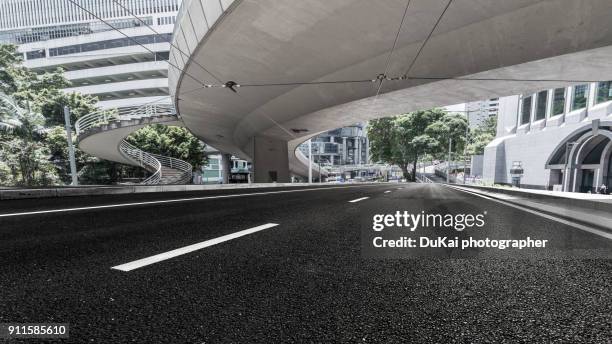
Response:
[448, 184, 612, 232]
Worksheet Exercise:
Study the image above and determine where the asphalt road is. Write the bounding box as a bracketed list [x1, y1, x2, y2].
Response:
[0, 183, 610, 343]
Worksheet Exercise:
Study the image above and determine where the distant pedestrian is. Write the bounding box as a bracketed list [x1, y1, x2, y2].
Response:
[598, 183, 608, 195]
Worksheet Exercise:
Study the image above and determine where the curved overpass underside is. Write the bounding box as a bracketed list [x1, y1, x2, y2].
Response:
[170, 0, 612, 182]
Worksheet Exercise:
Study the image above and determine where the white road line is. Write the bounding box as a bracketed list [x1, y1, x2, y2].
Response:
[384, 190, 391, 193]
[446, 185, 612, 240]
[112, 223, 279, 272]
[348, 197, 370, 203]
[397, 187, 403, 190]
[0, 185, 383, 218]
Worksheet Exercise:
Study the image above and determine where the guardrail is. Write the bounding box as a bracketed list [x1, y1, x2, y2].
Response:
[75, 99, 192, 185]
[415, 172, 434, 183]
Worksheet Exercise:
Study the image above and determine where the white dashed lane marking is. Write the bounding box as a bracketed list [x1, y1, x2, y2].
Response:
[112, 223, 280, 271]
[348, 197, 370, 203]
[0, 185, 384, 218]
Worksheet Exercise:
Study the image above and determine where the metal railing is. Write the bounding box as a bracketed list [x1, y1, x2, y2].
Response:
[119, 140, 163, 184]
[416, 172, 434, 183]
[75, 99, 192, 185]
[75, 102, 175, 136]
[118, 140, 193, 185]
[151, 153, 193, 184]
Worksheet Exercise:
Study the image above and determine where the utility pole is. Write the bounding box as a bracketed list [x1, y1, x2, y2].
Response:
[447, 137, 452, 184]
[463, 120, 469, 184]
[63, 106, 78, 186]
[308, 139, 313, 184]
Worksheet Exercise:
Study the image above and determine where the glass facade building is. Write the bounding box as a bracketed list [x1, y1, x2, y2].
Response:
[298, 123, 369, 168]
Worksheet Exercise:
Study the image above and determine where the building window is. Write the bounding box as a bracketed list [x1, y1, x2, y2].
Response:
[521, 96, 532, 124]
[25, 49, 45, 60]
[535, 90, 548, 120]
[571, 84, 589, 111]
[552, 88, 565, 116]
[596, 81, 612, 103]
[206, 158, 219, 170]
[48, 33, 172, 57]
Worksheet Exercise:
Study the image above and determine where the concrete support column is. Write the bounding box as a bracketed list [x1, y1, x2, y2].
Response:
[330, 137, 335, 165]
[252, 136, 290, 183]
[356, 138, 361, 165]
[342, 137, 347, 164]
[221, 153, 232, 184]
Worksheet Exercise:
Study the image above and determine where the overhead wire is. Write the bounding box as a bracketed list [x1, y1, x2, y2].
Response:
[110, 0, 223, 84]
[402, 0, 453, 78]
[66, 0, 208, 89]
[72, 1, 608, 99]
[375, 0, 412, 98]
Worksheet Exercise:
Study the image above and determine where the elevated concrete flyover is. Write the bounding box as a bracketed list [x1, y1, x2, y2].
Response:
[169, 0, 612, 182]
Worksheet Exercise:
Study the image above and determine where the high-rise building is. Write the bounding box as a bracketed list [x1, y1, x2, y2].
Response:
[444, 98, 499, 128]
[298, 123, 369, 167]
[0, 0, 181, 109]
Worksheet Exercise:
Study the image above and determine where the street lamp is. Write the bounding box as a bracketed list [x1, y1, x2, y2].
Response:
[447, 137, 452, 183]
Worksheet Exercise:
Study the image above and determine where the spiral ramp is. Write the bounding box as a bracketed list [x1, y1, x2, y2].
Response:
[75, 101, 192, 185]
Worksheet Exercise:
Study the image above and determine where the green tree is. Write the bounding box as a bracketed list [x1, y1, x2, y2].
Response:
[36, 90, 99, 126]
[0, 92, 60, 186]
[1, 139, 59, 186]
[368, 108, 468, 181]
[126, 124, 206, 170]
[424, 112, 469, 159]
[0, 44, 22, 94]
[0, 92, 45, 140]
[467, 116, 497, 155]
[0, 44, 70, 100]
[0, 43, 118, 186]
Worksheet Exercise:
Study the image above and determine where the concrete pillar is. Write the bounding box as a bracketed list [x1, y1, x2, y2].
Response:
[308, 139, 312, 184]
[342, 137, 347, 164]
[356, 138, 361, 165]
[221, 153, 231, 184]
[330, 137, 335, 165]
[252, 136, 290, 183]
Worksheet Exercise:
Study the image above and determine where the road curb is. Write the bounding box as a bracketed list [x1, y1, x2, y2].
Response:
[0, 183, 376, 201]
[446, 185, 612, 234]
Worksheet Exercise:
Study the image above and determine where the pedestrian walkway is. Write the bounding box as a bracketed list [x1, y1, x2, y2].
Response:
[448, 185, 612, 232]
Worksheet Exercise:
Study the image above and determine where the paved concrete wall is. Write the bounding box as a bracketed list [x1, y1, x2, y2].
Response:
[470, 155, 484, 177]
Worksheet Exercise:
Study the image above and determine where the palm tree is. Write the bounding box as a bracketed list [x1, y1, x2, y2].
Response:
[0, 91, 56, 185]
[0, 91, 46, 140]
